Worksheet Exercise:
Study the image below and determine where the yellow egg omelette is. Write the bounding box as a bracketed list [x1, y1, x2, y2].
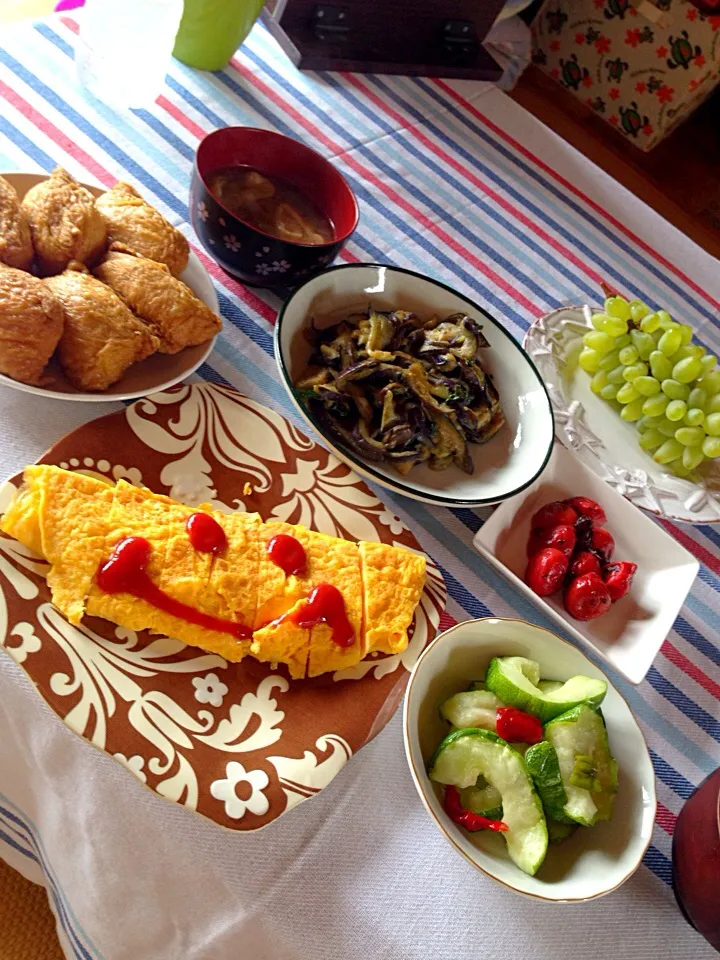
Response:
[0, 465, 427, 678]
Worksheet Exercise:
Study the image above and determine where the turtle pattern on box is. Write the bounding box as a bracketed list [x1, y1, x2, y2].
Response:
[532, 0, 720, 149]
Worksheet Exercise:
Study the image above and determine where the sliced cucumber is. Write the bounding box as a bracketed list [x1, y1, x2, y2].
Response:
[440, 690, 501, 731]
[524, 741, 573, 824]
[460, 777, 503, 819]
[485, 656, 607, 724]
[538, 680, 564, 694]
[429, 728, 548, 876]
[547, 819, 577, 844]
[544, 705, 618, 826]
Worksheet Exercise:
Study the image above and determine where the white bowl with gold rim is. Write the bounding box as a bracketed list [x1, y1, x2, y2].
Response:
[402, 617, 656, 902]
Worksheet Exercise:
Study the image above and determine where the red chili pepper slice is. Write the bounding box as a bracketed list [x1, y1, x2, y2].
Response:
[495, 706, 543, 745]
[443, 785, 508, 833]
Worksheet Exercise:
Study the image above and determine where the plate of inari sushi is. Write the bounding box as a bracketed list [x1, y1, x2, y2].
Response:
[0, 169, 221, 400]
[0, 382, 446, 830]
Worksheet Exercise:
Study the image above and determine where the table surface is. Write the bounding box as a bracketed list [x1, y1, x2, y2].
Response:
[0, 14, 718, 960]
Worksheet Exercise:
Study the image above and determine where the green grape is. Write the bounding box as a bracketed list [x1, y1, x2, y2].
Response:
[616, 382, 640, 404]
[706, 413, 720, 437]
[668, 459, 693, 478]
[658, 329, 682, 356]
[685, 408, 705, 428]
[600, 383, 619, 401]
[579, 348, 601, 374]
[630, 329, 655, 360]
[604, 296, 630, 321]
[688, 387, 708, 410]
[657, 420, 678, 438]
[591, 312, 611, 332]
[638, 414, 665, 432]
[673, 345, 703, 362]
[700, 354, 717, 373]
[699, 371, 720, 395]
[590, 371, 608, 394]
[683, 445, 706, 471]
[662, 379, 690, 401]
[630, 300, 651, 323]
[623, 362, 648, 382]
[642, 394, 670, 417]
[598, 349, 621, 372]
[618, 345, 639, 365]
[583, 331, 616, 355]
[596, 314, 628, 337]
[634, 376, 660, 397]
[639, 429, 664, 451]
[620, 399, 644, 422]
[615, 333, 632, 349]
[673, 356, 703, 384]
[656, 310, 674, 329]
[608, 364, 627, 384]
[666, 399, 688, 421]
[675, 426, 705, 447]
[649, 351, 672, 381]
[702, 436, 720, 459]
[708, 395, 720, 414]
[639, 311, 659, 332]
[679, 324, 694, 345]
[654, 438, 683, 464]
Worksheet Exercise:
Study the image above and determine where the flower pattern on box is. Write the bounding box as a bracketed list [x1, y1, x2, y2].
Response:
[0, 384, 447, 831]
[533, 0, 720, 149]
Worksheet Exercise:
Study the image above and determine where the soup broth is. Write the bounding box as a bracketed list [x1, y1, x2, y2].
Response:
[207, 165, 334, 245]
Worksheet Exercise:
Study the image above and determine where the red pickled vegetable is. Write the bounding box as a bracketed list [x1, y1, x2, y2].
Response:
[531, 501, 578, 531]
[496, 706, 543, 745]
[443, 785, 508, 833]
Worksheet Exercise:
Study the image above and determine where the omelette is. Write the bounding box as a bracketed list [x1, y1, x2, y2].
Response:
[0, 466, 427, 679]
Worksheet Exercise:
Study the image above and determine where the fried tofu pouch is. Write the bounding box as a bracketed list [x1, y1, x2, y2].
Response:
[0, 466, 427, 678]
[95, 182, 189, 278]
[94, 252, 221, 354]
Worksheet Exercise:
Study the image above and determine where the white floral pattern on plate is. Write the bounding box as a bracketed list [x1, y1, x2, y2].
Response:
[525, 307, 720, 524]
[0, 384, 446, 831]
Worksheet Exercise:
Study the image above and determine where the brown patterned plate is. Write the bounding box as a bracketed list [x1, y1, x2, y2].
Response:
[0, 383, 446, 831]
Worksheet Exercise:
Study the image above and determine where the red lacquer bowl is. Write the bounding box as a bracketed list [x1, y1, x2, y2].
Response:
[190, 127, 359, 288]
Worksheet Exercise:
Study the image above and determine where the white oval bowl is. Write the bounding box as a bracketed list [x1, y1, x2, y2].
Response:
[403, 617, 657, 902]
[0, 172, 219, 402]
[275, 264, 554, 507]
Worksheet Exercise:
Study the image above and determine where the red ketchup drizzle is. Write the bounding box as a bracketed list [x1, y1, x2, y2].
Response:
[186, 512, 227, 555]
[96, 537, 251, 640]
[267, 534, 307, 576]
[289, 583, 354, 648]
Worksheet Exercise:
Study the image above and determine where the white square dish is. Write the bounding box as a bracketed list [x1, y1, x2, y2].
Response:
[473, 442, 699, 684]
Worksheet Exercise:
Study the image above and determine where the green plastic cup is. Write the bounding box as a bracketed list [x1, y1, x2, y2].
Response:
[173, 0, 266, 71]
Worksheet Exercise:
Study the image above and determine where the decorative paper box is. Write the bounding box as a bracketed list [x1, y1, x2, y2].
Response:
[532, 0, 720, 150]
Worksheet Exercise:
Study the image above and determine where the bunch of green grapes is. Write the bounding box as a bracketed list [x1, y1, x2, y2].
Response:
[578, 295, 720, 478]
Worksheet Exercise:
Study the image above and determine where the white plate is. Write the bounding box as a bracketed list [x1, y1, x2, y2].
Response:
[525, 306, 720, 524]
[403, 617, 657, 902]
[474, 441, 698, 684]
[275, 263, 555, 507]
[0, 172, 219, 402]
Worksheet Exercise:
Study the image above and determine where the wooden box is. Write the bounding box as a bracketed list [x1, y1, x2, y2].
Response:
[261, 0, 505, 80]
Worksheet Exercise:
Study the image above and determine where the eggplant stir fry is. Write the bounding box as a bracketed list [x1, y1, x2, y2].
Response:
[295, 308, 505, 475]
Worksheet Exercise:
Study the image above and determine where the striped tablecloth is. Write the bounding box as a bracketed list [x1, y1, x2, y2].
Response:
[0, 14, 718, 960]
